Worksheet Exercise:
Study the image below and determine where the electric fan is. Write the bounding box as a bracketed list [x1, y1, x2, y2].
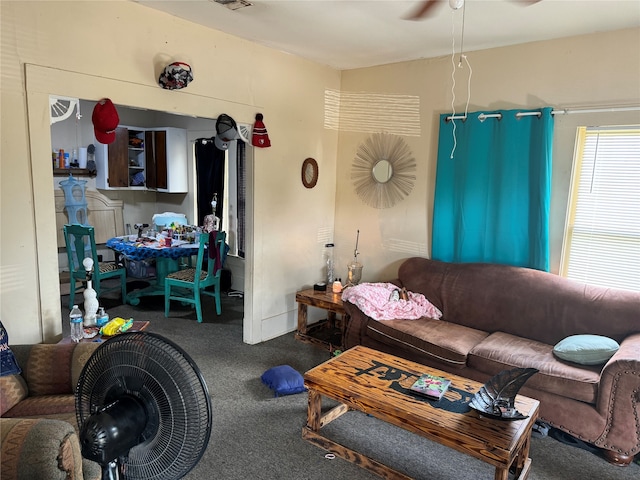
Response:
[75, 332, 212, 480]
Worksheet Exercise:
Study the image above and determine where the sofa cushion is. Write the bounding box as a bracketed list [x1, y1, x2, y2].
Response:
[397, 257, 640, 346]
[2, 394, 77, 419]
[367, 317, 489, 369]
[468, 332, 601, 404]
[553, 334, 620, 365]
[23, 344, 76, 396]
[0, 374, 28, 416]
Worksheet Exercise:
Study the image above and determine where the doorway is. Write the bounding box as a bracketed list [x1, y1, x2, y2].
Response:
[27, 69, 256, 341]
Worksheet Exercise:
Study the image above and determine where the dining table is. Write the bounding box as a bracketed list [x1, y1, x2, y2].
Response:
[106, 236, 201, 305]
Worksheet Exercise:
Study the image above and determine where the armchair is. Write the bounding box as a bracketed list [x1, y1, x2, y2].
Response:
[0, 342, 101, 480]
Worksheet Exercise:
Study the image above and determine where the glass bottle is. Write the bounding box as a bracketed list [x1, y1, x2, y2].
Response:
[325, 243, 335, 284]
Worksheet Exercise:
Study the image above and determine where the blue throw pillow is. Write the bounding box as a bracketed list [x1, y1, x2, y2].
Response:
[0, 321, 21, 376]
[553, 334, 620, 366]
[261, 365, 306, 397]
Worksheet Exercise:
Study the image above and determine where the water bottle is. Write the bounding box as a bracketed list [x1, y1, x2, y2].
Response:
[70, 305, 84, 343]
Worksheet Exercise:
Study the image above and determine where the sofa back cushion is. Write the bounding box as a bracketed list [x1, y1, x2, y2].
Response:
[0, 375, 28, 416]
[398, 257, 640, 346]
[21, 344, 77, 396]
[10, 343, 100, 397]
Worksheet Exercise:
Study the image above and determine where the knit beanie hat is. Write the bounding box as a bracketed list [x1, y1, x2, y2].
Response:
[251, 113, 271, 148]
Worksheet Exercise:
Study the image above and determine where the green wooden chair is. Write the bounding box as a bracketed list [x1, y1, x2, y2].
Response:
[164, 231, 226, 323]
[63, 224, 127, 309]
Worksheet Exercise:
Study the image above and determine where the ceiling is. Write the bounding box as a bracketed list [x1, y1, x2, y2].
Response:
[137, 0, 640, 70]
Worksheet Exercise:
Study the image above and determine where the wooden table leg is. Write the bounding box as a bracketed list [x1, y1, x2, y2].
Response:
[306, 389, 321, 431]
[327, 310, 336, 329]
[497, 431, 533, 480]
[297, 303, 308, 335]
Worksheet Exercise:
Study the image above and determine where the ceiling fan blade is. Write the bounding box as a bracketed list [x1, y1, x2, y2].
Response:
[405, 0, 441, 21]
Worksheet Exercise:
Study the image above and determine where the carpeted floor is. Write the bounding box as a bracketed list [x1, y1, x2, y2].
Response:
[61, 281, 639, 480]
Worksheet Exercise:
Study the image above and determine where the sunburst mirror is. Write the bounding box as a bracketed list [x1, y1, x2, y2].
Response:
[351, 132, 416, 209]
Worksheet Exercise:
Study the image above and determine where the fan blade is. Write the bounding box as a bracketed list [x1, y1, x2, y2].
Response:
[405, 0, 441, 21]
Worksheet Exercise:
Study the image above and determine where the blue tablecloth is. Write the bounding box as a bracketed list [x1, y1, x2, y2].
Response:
[106, 237, 198, 261]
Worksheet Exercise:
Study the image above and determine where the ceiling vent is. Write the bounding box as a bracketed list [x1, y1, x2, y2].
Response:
[211, 0, 252, 11]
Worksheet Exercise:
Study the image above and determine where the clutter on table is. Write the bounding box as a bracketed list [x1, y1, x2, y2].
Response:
[99, 317, 134, 336]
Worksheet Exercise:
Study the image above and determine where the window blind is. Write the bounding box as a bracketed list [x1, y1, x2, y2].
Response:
[560, 126, 640, 291]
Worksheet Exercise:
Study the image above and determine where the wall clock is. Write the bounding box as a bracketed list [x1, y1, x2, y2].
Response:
[302, 157, 319, 188]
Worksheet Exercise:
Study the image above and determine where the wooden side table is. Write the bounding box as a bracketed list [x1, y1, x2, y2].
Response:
[295, 288, 349, 352]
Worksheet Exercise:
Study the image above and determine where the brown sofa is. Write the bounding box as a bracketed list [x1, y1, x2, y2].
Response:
[343, 257, 640, 466]
[0, 342, 101, 480]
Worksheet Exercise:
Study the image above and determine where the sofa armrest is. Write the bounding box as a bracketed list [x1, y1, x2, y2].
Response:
[343, 300, 369, 349]
[595, 332, 640, 456]
[0, 417, 87, 480]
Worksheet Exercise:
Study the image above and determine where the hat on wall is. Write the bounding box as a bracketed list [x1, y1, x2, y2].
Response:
[251, 113, 271, 148]
[214, 113, 238, 151]
[158, 62, 193, 90]
[92, 98, 119, 144]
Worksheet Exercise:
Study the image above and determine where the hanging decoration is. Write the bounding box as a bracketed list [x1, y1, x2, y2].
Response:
[214, 113, 239, 151]
[50, 96, 80, 125]
[158, 62, 194, 90]
[92, 99, 120, 145]
[351, 132, 416, 209]
[251, 113, 271, 148]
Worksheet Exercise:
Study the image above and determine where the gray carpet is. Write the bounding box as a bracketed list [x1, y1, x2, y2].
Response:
[61, 282, 639, 480]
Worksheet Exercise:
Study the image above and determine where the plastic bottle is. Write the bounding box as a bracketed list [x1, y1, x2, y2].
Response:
[96, 307, 109, 328]
[70, 305, 84, 343]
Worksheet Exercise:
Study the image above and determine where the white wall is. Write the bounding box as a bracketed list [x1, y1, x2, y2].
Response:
[333, 28, 640, 282]
[1, 1, 339, 344]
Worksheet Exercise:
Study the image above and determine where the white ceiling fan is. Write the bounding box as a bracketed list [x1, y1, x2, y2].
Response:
[406, 0, 542, 21]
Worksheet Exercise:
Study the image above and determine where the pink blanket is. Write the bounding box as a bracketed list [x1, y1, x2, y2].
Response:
[341, 282, 442, 321]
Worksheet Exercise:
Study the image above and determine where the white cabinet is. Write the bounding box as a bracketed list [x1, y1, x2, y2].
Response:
[95, 126, 187, 193]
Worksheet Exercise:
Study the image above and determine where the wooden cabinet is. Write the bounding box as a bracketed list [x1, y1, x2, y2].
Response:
[146, 128, 188, 193]
[95, 126, 187, 193]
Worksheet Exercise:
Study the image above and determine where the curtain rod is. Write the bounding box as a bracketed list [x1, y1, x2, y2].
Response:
[446, 105, 640, 121]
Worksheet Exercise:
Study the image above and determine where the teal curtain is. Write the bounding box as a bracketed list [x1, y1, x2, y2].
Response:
[432, 108, 554, 271]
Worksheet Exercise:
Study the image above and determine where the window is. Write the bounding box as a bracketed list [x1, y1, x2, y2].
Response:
[560, 126, 640, 291]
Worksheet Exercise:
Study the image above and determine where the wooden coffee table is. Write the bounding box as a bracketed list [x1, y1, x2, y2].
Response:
[303, 346, 539, 480]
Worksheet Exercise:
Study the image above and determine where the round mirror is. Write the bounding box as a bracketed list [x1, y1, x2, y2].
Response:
[301, 157, 318, 188]
[351, 133, 416, 209]
[372, 159, 393, 183]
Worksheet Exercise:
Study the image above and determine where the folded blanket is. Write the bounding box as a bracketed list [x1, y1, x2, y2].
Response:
[342, 282, 442, 321]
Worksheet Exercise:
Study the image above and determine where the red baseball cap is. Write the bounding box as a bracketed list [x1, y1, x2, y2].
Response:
[92, 98, 119, 144]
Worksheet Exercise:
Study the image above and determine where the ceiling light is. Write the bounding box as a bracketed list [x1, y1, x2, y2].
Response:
[211, 0, 253, 11]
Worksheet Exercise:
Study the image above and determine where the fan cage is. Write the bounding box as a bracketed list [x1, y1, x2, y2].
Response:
[76, 332, 212, 480]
